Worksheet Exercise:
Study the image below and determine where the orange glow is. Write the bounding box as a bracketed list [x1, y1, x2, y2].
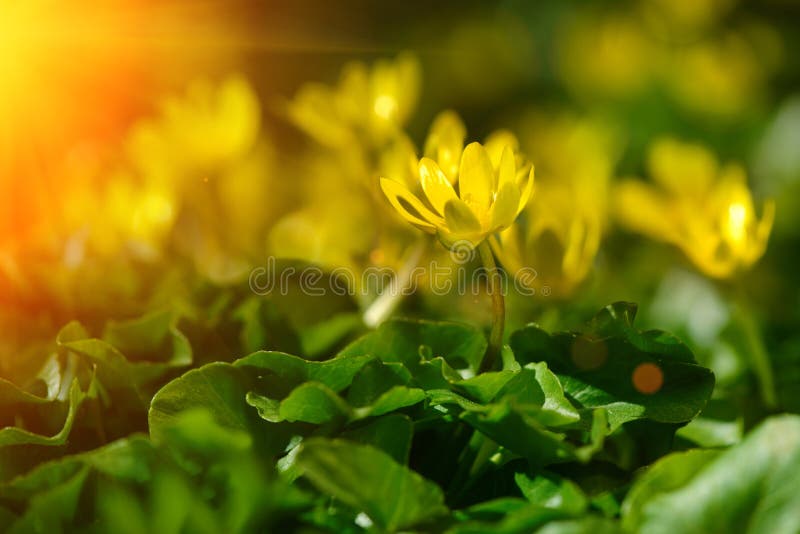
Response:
[0, 0, 154, 254]
[0, 0, 267, 275]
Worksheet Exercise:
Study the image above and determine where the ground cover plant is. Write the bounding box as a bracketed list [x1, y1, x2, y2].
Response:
[1, 1, 800, 532]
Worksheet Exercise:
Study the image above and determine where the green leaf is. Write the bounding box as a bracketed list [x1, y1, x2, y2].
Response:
[276, 382, 351, 424]
[297, 312, 363, 358]
[346, 359, 411, 407]
[0, 381, 83, 448]
[353, 386, 426, 418]
[0, 436, 157, 503]
[528, 363, 582, 426]
[0, 378, 91, 481]
[675, 416, 742, 447]
[339, 414, 414, 464]
[233, 351, 372, 395]
[514, 471, 588, 514]
[233, 297, 303, 356]
[5, 464, 90, 534]
[533, 516, 621, 534]
[102, 310, 185, 363]
[510, 303, 714, 430]
[0, 376, 54, 406]
[460, 403, 575, 467]
[624, 415, 800, 534]
[148, 363, 262, 446]
[455, 371, 516, 404]
[248, 382, 424, 425]
[449, 498, 576, 534]
[426, 389, 489, 413]
[621, 448, 720, 530]
[58, 318, 192, 396]
[494, 364, 580, 427]
[339, 318, 487, 374]
[244, 392, 282, 423]
[297, 438, 448, 531]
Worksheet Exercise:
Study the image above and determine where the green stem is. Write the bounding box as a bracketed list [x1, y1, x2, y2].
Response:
[477, 240, 504, 373]
[734, 296, 777, 409]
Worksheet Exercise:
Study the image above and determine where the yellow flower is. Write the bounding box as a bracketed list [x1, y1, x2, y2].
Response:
[491, 113, 619, 296]
[378, 110, 467, 192]
[380, 128, 534, 248]
[129, 75, 261, 181]
[614, 138, 775, 278]
[666, 32, 773, 118]
[557, 12, 654, 98]
[269, 110, 468, 296]
[119, 75, 281, 281]
[287, 53, 420, 148]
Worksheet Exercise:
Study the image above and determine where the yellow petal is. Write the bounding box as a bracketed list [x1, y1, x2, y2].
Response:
[516, 165, 535, 216]
[745, 198, 775, 264]
[490, 181, 521, 231]
[756, 199, 776, 245]
[648, 138, 716, 197]
[459, 142, 494, 212]
[444, 198, 482, 235]
[489, 230, 523, 273]
[613, 180, 676, 242]
[419, 157, 457, 215]
[497, 146, 516, 189]
[380, 178, 442, 231]
[562, 219, 587, 280]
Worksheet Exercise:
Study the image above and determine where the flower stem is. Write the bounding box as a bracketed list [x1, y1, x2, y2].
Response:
[362, 240, 426, 328]
[477, 240, 504, 373]
[733, 287, 777, 409]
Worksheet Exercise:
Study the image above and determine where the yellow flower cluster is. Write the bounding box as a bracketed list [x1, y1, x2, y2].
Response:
[556, 0, 782, 118]
[36, 50, 777, 311]
[279, 53, 775, 303]
[60, 76, 282, 284]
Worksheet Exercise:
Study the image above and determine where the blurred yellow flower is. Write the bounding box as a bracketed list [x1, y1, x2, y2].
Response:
[639, 0, 735, 34]
[422, 111, 467, 184]
[128, 75, 261, 183]
[614, 138, 775, 278]
[287, 53, 420, 148]
[59, 74, 281, 283]
[557, 13, 654, 99]
[380, 132, 534, 248]
[666, 32, 772, 118]
[491, 114, 619, 296]
[378, 110, 467, 191]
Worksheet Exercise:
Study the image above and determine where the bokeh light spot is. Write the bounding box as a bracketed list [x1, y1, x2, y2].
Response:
[571, 336, 608, 370]
[633, 362, 664, 394]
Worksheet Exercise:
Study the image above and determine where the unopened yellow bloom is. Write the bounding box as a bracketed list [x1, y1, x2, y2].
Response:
[380, 130, 534, 248]
[422, 110, 468, 183]
[614, 138, 775, 278]
[491, 114, 619, 296]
